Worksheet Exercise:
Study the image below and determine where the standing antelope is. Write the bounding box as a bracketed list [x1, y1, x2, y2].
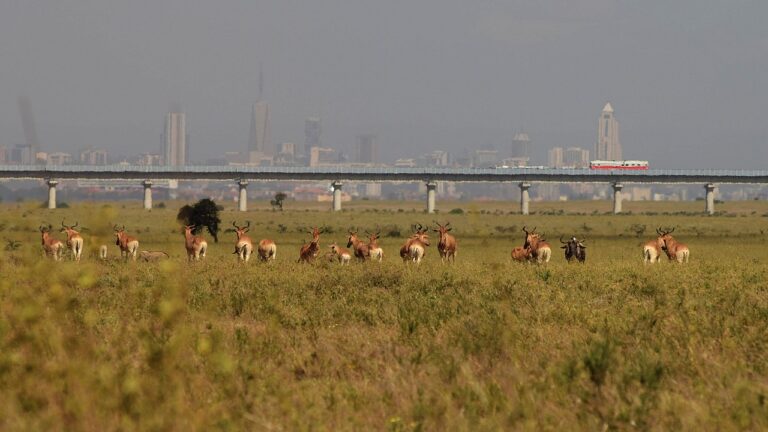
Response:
[659, 229, 690, 263]
[366, 231, 384, 262]
[258, 238, 277, 262]
[114, 225, 139, 261]
[298, 227, 321, 263]
[523, 226, 551, 264]
[232, 221, 254, 262]
[40, 224, 64, 261]
[643, 228, 668, 264]
[433, 221, 457, 263]
[183, 225, 208, 261]
[328, 242, 352, 265]
[60, 220, 84, 262]
[346, 231, 370, 262]
[400, 224, 430, 264]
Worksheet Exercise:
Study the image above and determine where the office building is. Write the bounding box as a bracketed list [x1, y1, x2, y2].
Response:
[355, 134, 377, 163]
[163, 112, 187, 166]
[596, 103, 622, 160]
[564, 147, 590, 168]
[304, 117, 321, 158]
[548, 147, 564, 168]
[511, 132, 531, 160]
[248, 102, 271, 162]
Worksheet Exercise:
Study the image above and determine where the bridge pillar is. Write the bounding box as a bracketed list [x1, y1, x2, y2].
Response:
[612, 183, 624, 214]
[332, 181, 343, 211]
[705, 183, 716, 215]
[142, 180, 153, 210]
[519, 182, 531, 215]
[426, 181, 437, 214]
[46, 179, 58, 209]
[238, 180, 248, 212]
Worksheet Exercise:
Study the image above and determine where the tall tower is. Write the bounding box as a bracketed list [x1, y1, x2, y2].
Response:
[355, 134, 377, 163]
[248, 102, 271, 163]
[304, 117, 321, 158]
[163, 112, 187, 166]
[511, 132, 531, 160]
[596, 103, 621, 160]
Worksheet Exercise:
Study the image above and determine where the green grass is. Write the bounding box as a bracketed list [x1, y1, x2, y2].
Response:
[1, 200, 767, 430]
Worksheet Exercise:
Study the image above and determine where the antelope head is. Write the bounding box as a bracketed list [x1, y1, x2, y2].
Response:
[347, 230, 360, 248]
[60, 219, 79, 235]
[232, 221, 250, 239]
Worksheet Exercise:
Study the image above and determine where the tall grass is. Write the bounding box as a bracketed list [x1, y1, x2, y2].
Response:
[0, 201, 767, 430]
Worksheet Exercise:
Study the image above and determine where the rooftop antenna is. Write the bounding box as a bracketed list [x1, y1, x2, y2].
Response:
[258, 63, 264, 100]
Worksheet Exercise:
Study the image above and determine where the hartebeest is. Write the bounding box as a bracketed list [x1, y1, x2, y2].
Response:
[60, 220, 84, 262]
[298, 227, 321, 263]
[346, 230, 370, 262]
[258, 239, 277, 262]
[139, 250, 170, 262]
[523, 226, 551, 264]
[511, 245, 532, 262]
[433, 221, 457, 263]
[560, 235, 586, 263]
[40, 224, 64, 261]
[183, 225, 208, 261]
[328, 242, 352, 265]
[400, 224, 430, 264]
[366, 231, 384, 262]
[114, 225, 139, 261]
[643, 227, 668, 264]
[660, 229, 690, 263]
[232, 221, 254, 262]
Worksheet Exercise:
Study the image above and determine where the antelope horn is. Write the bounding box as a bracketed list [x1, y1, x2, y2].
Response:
[72, 221, 78, 229]
[560, 235, 567, 244]
[245, 221, 250, 228]
[232, 221, 238, 228]
[61, 219, 67, 228]
[522, 226, 529, 234]
[114, 224, 119, 231]
[656, 227, 663, 235]
[669, 227, 675, 234]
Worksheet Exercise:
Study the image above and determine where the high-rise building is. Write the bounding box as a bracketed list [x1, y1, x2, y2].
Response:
[511, 132, 531, 160]
[80, 147, 109, 165]
[473, 150, 498, 167]
[163, 112, 187, 166]
[304, 117, 321, 158]
[355, 134, 377, 164]
[564, 147, 590, 167]
[548, 147, 564, 168]
[596, 103, 621, 160]
[248, 102, 271, 163]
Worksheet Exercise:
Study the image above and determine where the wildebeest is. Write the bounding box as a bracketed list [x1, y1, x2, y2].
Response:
[560, 235, 586, 263]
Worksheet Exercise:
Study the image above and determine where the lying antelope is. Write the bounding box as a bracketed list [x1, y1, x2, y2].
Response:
[328, 242, 352, 265]
[660, 229, 690, 263]
[60, 220, 84, 262]
[298, 227, 321, 263]
[232, 221, 254, 262]
[523, 226, 551, 264]
[433, 221, 457, 263]
[511, 245, 532, 262]
[400, 224, 430, 264]
[346, 230, 370, 262]
[40, 224, 64, 261]
[643, 227, 668, 264]
[183, 225, 208, 261]
[114, 225, 139, 261]
[366, 231, 384, 262]
[560, 235, 586, 263]
[140, 250, 170, 262]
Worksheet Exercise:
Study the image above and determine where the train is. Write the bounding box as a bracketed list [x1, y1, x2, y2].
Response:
[589, 160, 649, 170]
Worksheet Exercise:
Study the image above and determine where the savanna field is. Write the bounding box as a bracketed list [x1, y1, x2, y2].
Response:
[1, 199, 768, 431]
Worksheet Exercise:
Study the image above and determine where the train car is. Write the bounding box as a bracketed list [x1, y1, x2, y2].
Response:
[590, 160, 649, 170]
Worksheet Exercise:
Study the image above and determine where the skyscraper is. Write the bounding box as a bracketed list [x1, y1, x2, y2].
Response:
[163, 112, 187, 166]
[304, 117, 321, 158]
[248, 101, 271, 163]
[548, 147, 564, 168]
[511, 132, 531, 160]
[596, 103, 622, 160]
[355, 134, 377, 164]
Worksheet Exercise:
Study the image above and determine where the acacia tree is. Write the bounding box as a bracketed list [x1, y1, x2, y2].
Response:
[176, 198, 222, 242]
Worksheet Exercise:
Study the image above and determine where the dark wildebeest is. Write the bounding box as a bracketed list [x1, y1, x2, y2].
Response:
[560, 236, 586, 263]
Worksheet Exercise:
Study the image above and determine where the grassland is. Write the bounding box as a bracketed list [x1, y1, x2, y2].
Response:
[1, 199, 767, 431]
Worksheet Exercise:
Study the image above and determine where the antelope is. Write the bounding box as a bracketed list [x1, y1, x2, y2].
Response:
[643, 228, 668, 264]
[328, 242, 352, 265]
[114, 225, 139, 261]
[258, 239, 277, 262]
[366, 231, 384, 262]
[298, 227, 321, 263]
[60, 220, 84, 262]
[99, 245, 108, 260]
[433, 221, 457, 263]
[522, 226, 551, 264]
[511, 245, 532, 262]
[139, 250, 170, 262]
[560, 235, 586, 263]
[40, 224, 64, 261]
[659, 229, 690, 263]
[346, 231, 370, 262]
[183, 225, 208, 261]
[400, 224, 430, 264]
[232, 221, 254, 262]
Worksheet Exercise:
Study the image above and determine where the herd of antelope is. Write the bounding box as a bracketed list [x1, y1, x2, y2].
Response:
[37, 219, 691, 265]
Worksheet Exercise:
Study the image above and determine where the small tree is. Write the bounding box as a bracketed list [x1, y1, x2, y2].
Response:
[177, 198, 222, 242]
[271, 192, 287, 211]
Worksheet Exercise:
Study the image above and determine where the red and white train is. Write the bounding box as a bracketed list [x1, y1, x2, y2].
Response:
[589, 160, 649, 170]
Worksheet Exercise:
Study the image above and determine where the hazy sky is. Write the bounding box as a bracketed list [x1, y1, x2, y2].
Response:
[1, 1, 766, 168]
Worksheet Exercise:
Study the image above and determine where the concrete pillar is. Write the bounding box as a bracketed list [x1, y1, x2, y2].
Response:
[426, 181, 437, 214]
[46, 179, 58, 209]
[142, 180, 153, 210]
[238, 180, 248, 212]
[612, 183, 624, 214]
[705, 183, 716, 215]
[331, 181, 343, 212]
[519, 182, 531, 215]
